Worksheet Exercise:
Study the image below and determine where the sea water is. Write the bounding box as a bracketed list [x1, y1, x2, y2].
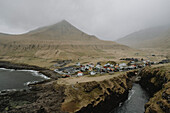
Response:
[0, 68, 50, 91]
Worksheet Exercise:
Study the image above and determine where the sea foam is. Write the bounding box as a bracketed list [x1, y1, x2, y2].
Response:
[0, 68, 50, 79]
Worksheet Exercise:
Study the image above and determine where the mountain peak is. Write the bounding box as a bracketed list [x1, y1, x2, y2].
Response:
[60, 19, 69, 23]
[26, 19, 99, 41]
[52, 19, 74, 29]
[56, 19, 72, 25]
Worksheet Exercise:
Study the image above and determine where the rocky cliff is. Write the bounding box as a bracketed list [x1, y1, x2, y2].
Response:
[139, 65, 170, 113]
[61, 74, 131, 113]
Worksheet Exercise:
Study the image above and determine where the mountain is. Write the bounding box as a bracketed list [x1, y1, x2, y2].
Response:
[116, 25, 170, 49]
[0, 20, 137, 68]
[24, 20, 98, 41]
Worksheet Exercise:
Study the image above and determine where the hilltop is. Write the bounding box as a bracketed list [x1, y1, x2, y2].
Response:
[24, 20, 98, 41]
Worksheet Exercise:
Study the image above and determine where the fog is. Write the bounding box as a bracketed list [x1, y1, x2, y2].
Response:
[0, 0, 170, 40]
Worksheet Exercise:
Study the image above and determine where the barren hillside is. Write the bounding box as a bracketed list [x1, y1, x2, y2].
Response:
[0, 20, 138, 68]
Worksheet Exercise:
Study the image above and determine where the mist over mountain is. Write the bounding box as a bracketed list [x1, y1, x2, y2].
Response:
[116, 25, 170, 49]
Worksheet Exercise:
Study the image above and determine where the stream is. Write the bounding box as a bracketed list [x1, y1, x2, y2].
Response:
[111, 83, 149, 113]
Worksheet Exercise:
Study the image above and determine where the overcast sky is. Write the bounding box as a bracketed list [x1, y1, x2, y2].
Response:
[0, 0, 170, 40]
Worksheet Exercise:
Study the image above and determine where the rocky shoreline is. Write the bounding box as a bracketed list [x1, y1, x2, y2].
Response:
[0, 61, 61, 79]
[0, 81, 67, 113]
[0, 61, 66, 112]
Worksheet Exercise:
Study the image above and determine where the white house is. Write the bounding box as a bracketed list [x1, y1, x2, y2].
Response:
[90, 71, 96, 75]
[76, 62, 81, 66]
[119, 63, 127, 67]
[77, 72, 83, 76]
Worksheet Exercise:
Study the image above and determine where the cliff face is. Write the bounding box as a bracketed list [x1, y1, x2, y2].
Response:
[61, 74, 131, 113]
[139, 65, 170, 113]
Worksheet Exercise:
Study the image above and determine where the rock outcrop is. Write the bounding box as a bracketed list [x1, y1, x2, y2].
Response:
[139, 65, 170, 113]
[0, 81, 66, 113]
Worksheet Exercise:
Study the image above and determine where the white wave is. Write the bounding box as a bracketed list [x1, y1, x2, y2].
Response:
[24, 81, 40, 86]
[0, 88, 28, 93]
[0, 89, 17, 93]
[119, 102, 123, 107]
[17, 70, 50, 79]
[128, 90, 135, 100]
[0, 68, 15, 71]
[0, 68, 50, 79]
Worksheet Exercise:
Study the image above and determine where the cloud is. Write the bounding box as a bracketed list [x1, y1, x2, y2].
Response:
[0, 0, 170, 40]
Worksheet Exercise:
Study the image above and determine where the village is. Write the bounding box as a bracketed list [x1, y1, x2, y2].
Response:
[54, 57, 170, 78]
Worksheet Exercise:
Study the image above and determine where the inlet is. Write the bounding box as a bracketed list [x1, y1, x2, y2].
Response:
[0, 68, 49, 91]
[111, 83, 149, 113]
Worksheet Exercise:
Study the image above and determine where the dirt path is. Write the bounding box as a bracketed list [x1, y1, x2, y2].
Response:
[57, 72, 125, 85]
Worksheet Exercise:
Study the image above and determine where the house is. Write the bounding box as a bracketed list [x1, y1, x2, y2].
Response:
[104, 63, 111, 67]
[119, 63, 127, 67]
[61, 74, 70, 78]
[85, 65, 90, 70]
[143, 61, 146, 64]
[77, 71, 83, 76]
[107, 67, 111, 71]
[96, 64, 102, 72]
[119, 66, 124, 70]
[76, 62, 81, 66]
[128, 66, 135, 70]
[89, 67, 93, 71]
[89, 63, 94, 68]
[109, 69, 114, 74]
[80, 66, 85, 72]
[90, 71, 96, 75]
[110, 64, 114, 67]
[75, 67, 80, 72]
[101, 68, 107, 73]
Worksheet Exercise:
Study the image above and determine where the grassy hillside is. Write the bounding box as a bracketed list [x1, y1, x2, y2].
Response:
[0, 20, 141, 68]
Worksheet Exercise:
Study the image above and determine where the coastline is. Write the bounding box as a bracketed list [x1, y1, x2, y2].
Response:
[0, 61, 66, 112]
[0, 68, 50, 80]
[0, 61, 61, 79]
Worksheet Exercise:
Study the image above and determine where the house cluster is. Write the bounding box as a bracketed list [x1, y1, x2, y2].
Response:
[159, 59, 170, 64]
[54, 58, 170, 78]
[121, 57, 170, 65]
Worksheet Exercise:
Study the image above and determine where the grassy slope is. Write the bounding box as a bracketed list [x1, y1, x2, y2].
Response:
[0, 20, 141, 68]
